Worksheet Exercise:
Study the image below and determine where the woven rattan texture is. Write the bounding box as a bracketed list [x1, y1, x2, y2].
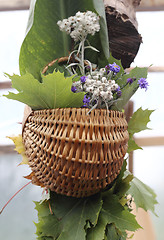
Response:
[23, 108, 129, 198]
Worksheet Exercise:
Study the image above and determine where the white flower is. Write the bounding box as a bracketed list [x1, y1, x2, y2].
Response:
[100, 68, 106, 73]
[57, 11, 100, 41]
[93, 75, 99, 80]
[101, 77, 107, 83]
[111, 83, 118, 91]
[86, 86, 94, 92]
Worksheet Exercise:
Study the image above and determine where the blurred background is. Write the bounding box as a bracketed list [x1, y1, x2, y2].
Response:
[0, 1, 164, 239]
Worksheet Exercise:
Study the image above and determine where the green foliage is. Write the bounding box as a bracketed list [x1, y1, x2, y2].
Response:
[127, 138, 142, 153]
[35, 192, 139, 240]
[101, 193, 141, 233]
[34, 157, 157, 240]
[52, 193, 103, 240]
[128, 107, 154, 135]
[127, 108, 154, 153]
[86, 214, 106, 240]
[4, 71, 84, 110]
[35, 215, 61, 239]
[19, 0, 109, 80]
[106, 224, 126, 240]
[109, 160, 133, 198]
[35, 193, 103, 240]
[127, 176, 158, 215]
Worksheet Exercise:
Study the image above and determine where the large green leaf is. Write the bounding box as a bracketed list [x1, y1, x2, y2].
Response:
[101, 193, 141, 233]
[35, 193, 103, 240]
[127, 176, 158, 215]
[19, 0, 109, 80]
[51, 192, 103, 240]
[4, 71, 84, 110]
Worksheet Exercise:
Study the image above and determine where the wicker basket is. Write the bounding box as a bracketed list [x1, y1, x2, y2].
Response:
[23, 108, 129, 198]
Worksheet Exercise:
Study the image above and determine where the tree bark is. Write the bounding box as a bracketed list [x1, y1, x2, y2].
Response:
[104, 0, 142, 69]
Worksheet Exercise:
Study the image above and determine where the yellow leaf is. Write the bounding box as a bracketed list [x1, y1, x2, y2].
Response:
[8, 135, 29, 165]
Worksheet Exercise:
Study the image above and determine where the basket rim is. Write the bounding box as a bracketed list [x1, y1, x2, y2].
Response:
[22, 107, 125, 134]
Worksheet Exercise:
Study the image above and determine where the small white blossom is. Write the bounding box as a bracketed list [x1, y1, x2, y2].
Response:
[100, 68, 106, 73]
[111, 83, 118, 91]
[57, 11, 100, 42]
[86, 86, 94, 92]
[101, 77, 107, 82]
[87, 74, 92, 79]
[96, 80, 102, 85]
[93, 75, 99, 80]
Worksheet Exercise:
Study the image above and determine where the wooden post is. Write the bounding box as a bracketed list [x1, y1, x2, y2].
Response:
[104, 0, 142, 68]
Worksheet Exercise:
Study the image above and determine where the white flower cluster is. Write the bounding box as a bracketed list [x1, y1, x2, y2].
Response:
[57, 11, 100, 41]
[72, 68, 120, 108]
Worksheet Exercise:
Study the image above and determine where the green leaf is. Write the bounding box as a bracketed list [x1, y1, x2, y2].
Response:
[128, 107, 154, 135]
[86, 214, 106, 240]
[127, 107, 154, 153]
[111, 160, 133, 198]
[51, 192, 103, 240]
[101, 193, 141, 233]
[35, 215, 61, 239]
[37, 236, 53, 240]
[4, 71, 84, 110]
[19, 0, 109, 80]
[112, 67, 148, 111]
[127, 138, 142, 153]
[35, 201, 62, 239]
[114, 174, 133, 198]
[106, 224, 126, 240]
[35, 201, 51, 218]
[127, 176, 158, 215]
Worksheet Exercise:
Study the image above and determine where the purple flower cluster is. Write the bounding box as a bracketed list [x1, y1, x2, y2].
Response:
[82, 95, 90, 107]
[80, 76, 87, 83]
[127, 78, 133, 85]
[138, 78, 149, 91]
[71, 86, 77, 93]
[116, 86, 122, 97]
[105, 62, 120, 73]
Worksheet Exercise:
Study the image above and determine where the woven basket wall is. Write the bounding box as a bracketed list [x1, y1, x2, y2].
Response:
[22, 108, 129, 198]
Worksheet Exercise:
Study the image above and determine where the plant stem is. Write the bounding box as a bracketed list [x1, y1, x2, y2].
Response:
[81, 38, 85, 75]
[0, 181, 31, 214]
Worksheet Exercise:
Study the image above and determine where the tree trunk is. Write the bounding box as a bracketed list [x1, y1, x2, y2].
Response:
[104, 0, 142, 69]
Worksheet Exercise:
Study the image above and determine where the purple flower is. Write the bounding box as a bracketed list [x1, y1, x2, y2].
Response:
[105, 64, 110, 70]
[83, 95, 90, 105]
[109, 62, 120, 73]
[81, 104, 87, 108]
[80, 76, 87, 83]
[127, 78, 133, 85]
[71, 86, 77, 93]
[86, 65, 91, 70]
[116, 86, 122, 97]
[138, 78, 149, 91]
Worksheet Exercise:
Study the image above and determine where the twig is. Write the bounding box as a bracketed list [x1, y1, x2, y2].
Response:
[0, 181, 32, 215]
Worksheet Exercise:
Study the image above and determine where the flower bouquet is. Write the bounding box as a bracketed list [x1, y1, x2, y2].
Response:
[2, 0, 157, 239]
